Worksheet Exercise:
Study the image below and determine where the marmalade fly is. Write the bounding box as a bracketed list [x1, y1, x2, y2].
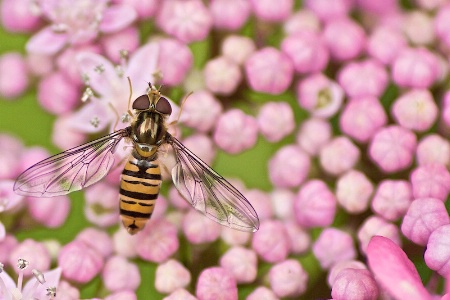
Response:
[14, 82, 260, 235]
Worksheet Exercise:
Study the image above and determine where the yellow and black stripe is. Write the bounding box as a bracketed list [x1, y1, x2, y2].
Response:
[119, 153, 161, 235]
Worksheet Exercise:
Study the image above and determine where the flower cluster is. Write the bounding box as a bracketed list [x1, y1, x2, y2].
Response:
[1, 0, 450, 299]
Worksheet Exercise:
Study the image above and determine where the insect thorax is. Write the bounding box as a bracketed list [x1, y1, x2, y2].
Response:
[131, 111, 167, 158]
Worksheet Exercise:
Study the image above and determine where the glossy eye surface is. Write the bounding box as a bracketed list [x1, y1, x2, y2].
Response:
[155, 97, 172, 115]
[132, 95, 150, 110]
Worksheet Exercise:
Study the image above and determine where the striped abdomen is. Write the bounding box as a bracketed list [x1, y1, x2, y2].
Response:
[120, 153, 161, 235]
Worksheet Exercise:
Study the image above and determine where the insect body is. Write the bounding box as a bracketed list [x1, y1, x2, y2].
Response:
[14, 84, 260, 235]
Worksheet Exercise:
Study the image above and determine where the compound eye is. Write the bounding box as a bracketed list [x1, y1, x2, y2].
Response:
[155, 97, 172, 115]
[132, 95, 150, 110]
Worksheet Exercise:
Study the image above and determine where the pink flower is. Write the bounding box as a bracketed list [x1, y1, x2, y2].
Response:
[56, 44, 101, 85]
[244, 189, 273, 221]
[252, 220, 290, 263]
[257, 102, 295, 142]
[26, 0, 137, 55]
[156, 0, 212, 43]
[204, 56, 242, 95]
[0, 134, 23, 179]
[369, 125, 417, 173]
[392, 48, 440, 88]
[319, 136, 360, 176]
[312, 228, 356, 269]
[294, 180, 336, 228]
[221, 227, 251, 246]
[155, 259, 191, 294]
[328, 260, 367, 286]
[100, 26, 140, 63]
[296, 73, 344, 118]
[27, 195, 70, 228]
[9, 239, 51, 276]
[37, 71, 80, 114]
[112, 228, 138, 258]
[213, 109, 258, 154]
[331, 269, 379, 300]
[245, 47, 294, 94]
[250, 0, 293, 22]
[0, 0, 41, 33]
[296, 118, 332, 156]
[392, 89, 438, 132]
[57, 280, 80, 300]
[84, 182, 119, 228]
[269, 259, 308, 298]
[268, 145, 310, 188]
[221, 35, 256, 65]
[210, 0, 251, 30]
[247, 287, 278, 300]
[58, 240, 104, 283]
[163, 289, 197, 300]
[270, 189, 295, 220]
[102, 256, 140, 292]
[26, 53, 54, 77]
[0, 235, 18, 264]
[336, 170, 373, 214]
[367, 26, 407, 65]
[0, 53, 29, 99]
[0, 180, 24, 213]
[196, 267, 238, 300]
[337, 59, 388, 98]
[304, 0, 352, 21]
[283, 10, 320, 35]
[416, 134, 450, 166]
[323, 18, 366, 62]
[76, 228, 113, 258]
[401, 198, 450, 246]
[105, 290, 137, 300]
[434, 4, 450, 49]
[182, 134, 217, 166]
[424, 224, 450, 277]
[156, 38, 193, 86]
[339, 96, 387, 143]
[182, 209, 222, 244]
[181, 90, 222, 132]
[410, 164, 450, 201]
[371, 180, 413, 221]
[51, 115, 87, 150]
[367, 236, 432, 300]
[281, 30, 329, 74]
[357, 216, 401, 254]
[403, 11, 435, 46]
[284, 221, 311, 255]
[220, 247, 258, 284]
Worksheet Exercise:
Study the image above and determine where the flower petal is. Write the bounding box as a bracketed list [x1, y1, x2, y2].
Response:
[125, 42, 160, 94]
[26, 27, 68, 55]
[367, 236, 432, 300]
[65, 100, 112, 134]
[0, 180, 24, 212]
[22, 268, 62, 299]
[99, 5, 138, 33]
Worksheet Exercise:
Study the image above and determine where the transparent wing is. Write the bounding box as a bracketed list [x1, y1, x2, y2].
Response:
[14, 128, 130, 197]
[167, 134, 259, 232]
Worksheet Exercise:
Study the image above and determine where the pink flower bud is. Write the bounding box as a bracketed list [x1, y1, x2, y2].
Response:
[331, 269, 379, 300]
[196, 267, 237, 300]
[220, 247, 257, 284]
[367, 26, 407, 65]
[425, 224, 450, 277]
[244, 189, 273, 221]
[0, 235, 18, 264]
[268, 145, 310, 188]
[257, 102, 295, 142]
[220, 227, 251, 246]
[411, 164, 450, 201]
[252, 220, 290, 263]
[221, 35, 255, 65]
[328, 260, 367, 286]
[76, 228, 113, 258]
[245, 47, 294, 94]
[247, 286, 278, 300]
[369, 125, 417, 173]
[100, 27, 140, 63]
[283, 10, 320, 35]
[403, 11, 434, 46]
[392, 89, 438, 132]
[281, 30, 329, 74]
[371, 180, 413, 221]
[0, 52, 29, 99]
[0, 0, 41, 32]
[270, 189, 295, 220]
[357, 216, 401, 254]
[58, 240, 103, 283]
[269, 259, 308, 298]
[155, 259, 191, 294]
[18, 146, 50, 174]
[182, 134, 216, 166]
[250, 0, 293, 22]
[323, 18, 366, 62]
[401, 198, 450, 246]
[156, 38, 193, 86]
[9, 239, 51, 276]
[296, 118, 332, 156]
[168, 186, 190, 210]
[163, 289, 197, 300]
[84, 182, 120, 228]
[27, 195, 70, 228]
[119, 0, 158, 19]
[27, 53, 54, 76]
[0, 180, 23, 212]
[57, 281, 80, 300]
[181, 90, 222, 133]
[210, 0, 251, 30]
[182, 209, 221, 244]
[294, 180, 336, 228]
[416, 134, 450, 166]
[340, 96, 387, 143]
[37, 72, 80, 115]
[213, 109, 258, 154]
[0, 134, 23, 179]
[320, 136, 360, 176]
[312, 228, 356, 269]
[204, 56, 242, 95]
[304, 0, 352, 21]
[336, 170, 373, 214]
[102, 256, 140, 292]
[434, 4, 450, 49]
[112, 228, 138, 258]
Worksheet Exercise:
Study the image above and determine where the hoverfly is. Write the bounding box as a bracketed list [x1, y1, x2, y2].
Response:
[14, 82, 259, 235]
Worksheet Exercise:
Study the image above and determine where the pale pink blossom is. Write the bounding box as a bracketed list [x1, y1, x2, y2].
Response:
[367, 236, 431, 300]
[257, 101, 295, 142]
[331, 269, 379, 300]
[76, 228, 113, 258]
[105, 291, 137, 300]
[283, 10, 320, 35]
[294, 180, 336, 228]
[182, 209, 222, 244]
[0, 235, 18, 264]
[0, 53, 29, 99]
[336, 170, 373, 214]
[37, 71, 80, 114]
[100, 26, 140, 63]
[252, 220, 290, 263]
[296, 73, 344, 118]
[51, 115, 87, 150]
[319, 136, 360, 176]
[269, 259, 308, 298]
[0, 180, 24, 213]
[156, 38, 193, 86]
[0, 0, 41, 32]
[247, 286, 278, 300]
[220, 247, 258, 284]
[112, 228, 138, 258]
[250, 0, 293, 22]
[312, 228, 356, 269]
[56, 44, 101, 85]
[118, 0, 158, 19]
[84, 182, 119, 228]
[296, 118, 332, 156]
[328, 260, 367, 287]
[403, 11, 435, 46]
[0, 134, 23, 179]
[196, 267, 237, 300]
[339, 96, 387, 143]
[304, 0, 352, 21]
[245, 47, 294, 94]
[102, 256, 140, 292]
[434, 4, 450, 49]
[182, 134, 216, 166]
[168, 186, 190, 211]
[9, 239, 51, 276]
[268, 145, 310, 188]
[221, 35, 256, 65]
[244, 189, 273, 221]
[270, 189, 295, 220]
[284, 221, 311, 255]
[180, 90, 222, 133]
[27, 195, 70, 228]
[26, 53, 54, 76]
[357, 216, 401, 254]
[57, 280, 80, 300]
[210, 0, 251, 30]
[213, 109, 258, 154]
[156, 0, 212, 43]
[163, 289, 197, 300]
[155, 259, 191, 294]
[401, 198, 450, 246]
[371, 180, 413, 221]
[204, 56, 242, 95]
[369, 125, 417, 173]
[416, 134, 450, 166]
[410, 164, 450, 201]
[221, 227, 251, 247]
[367, 26, 407, 65]
[392, 89, 438, 132]
[424, 224, 450, 277]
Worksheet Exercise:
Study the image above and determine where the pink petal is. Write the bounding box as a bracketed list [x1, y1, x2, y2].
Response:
[22, 268, 62, 299]
[26, 27, 68, 55]
[367, 236, 432, 300]
[125, 42, 160, 93]
[99, 5, 137, 33]
[66, 101, 112, 133]
[0, 179, 24, 212]
[0, 269, 16, 289]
